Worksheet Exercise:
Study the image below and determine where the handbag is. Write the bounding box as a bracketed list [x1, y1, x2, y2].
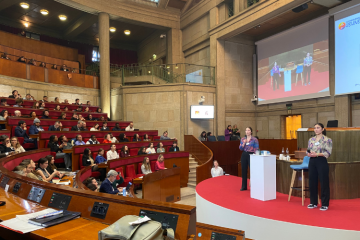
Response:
[98, 215, 175, 240]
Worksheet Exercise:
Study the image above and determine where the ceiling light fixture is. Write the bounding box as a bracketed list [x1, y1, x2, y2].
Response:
[109, 27, 116, 32]
[20, 2, 30, 9]
[124, 30, 131, 35]
[24, 22, 29, 28]
[40, 9, 49, 15]
[59, 15, 67, 21]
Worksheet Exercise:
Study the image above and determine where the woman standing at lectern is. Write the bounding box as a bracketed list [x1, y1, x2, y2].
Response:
[307, 123, 332, 211]
[239, 127, 259, 191]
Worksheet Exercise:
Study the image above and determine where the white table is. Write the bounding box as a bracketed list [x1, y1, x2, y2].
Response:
[250, 154, 276, 201]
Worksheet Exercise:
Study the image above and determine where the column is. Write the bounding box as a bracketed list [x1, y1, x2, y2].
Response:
[335, 95, 351, 127]
[167, 28, 184, 81]
[98, 12, 111, 118]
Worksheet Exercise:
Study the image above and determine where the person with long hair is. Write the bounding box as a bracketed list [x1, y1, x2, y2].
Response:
[90, 123, 100, 131]
[146, 142, 156, 154]
[119, 133, 129, 142]
[199, 131, 207, 141]
[22, 159, 43, 181]
[103, 134, 112, 143]
[36, 158, 59, 182]
[41, 110, 50, 119]
[54, 105, 61, 111]
[232, 124, 240, 137]
[29, 111, 37, 119]
[82, 148, 106, 181]
[225, 125, 232, 141]
[58, 112, 66, 120]
[133, 133, 141, 142]
[63, 106, 69, 111]
[13, 165, 26, 176]
[0, 110, 8, 120]
[137, 146, 147, 155]
[32, 101, 40, 109]
[54, 97, 60, 104]
[307, 123, 332, 211]
[120, 145, 130, 158]
[156, 142, 165, 153]
[95, 148, 107, 164]
[10, 136, 25, 153]
[141, 157, 152, 175]
[84, 107, 89, 112]
[143, 134, 150, 141]
[211, 160, 224, 177]
[239, 127, 259, 191]
[45, 155, 64, 178]
[155, 154, 166, 171]
[39, 102, 46, 110]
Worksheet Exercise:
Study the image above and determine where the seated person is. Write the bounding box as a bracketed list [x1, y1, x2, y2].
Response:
[100, 122, 110, 131]
[74, 98, 80, 105]
[32, 102, 39, 109]
[49, 121, 62, 131]
[87, 114, 94, 121]
[137, 146, 147, 155]
[82, 148, 105, 181]
[120, 145, 130, 158]
[59, 135, 73, 152]
[199, 131, 207, 141]
[1, 99, 9, 106]
[52, 64, 58, 70]
[20, 159, 43, 181]
[141, 157, 152, 175]
[169, 141, 180, 152]
[133, 134, 141, 142]
[95, 148, 107, 164]
[71, 113, 79, 120]
[10, 136, 25, 153]
[75, 106, 83, 112]
[29, 118, 44, 134]
[160, 131, 177, 140]
[48, 135, 71, 171]
[112, 123, 122, 131]
[0, 110, 8, 120]
[39, 102, 46, 109]
[110, 133, 118, 143]
[58, 113, 67, 120]
[24, 93, 34, 101]
[0, 135, 13, 156]
[155, 154, 166, 171]
[41, 110, 50, 119]
[45, 155, 64, 178]
[83, 177, 99, 191]
[143, 134, 150, 141]
[78, 114, 85, 121]
[90, 123, 100, 131]
[54, 105, 61, 111]
[74, 134, 85, 146]
[112, 170, 125, 191]
[30, 111, 37, 119]
[1, 53, 11, 60]
[103, 134, 112, 143]
[17, 56, 26, 63]
[157, 142, 165, 153]
[63, 99, 69, 104]
[119, 133, 129, 142]
[106, 144, 119, 160]
[125, 122, 134, 131]
[13, 98, 23, 107]
[99, 116, 105, 122]
[14, 110, 21, 117]
[87, 183, 98, 192]
[43, 96, 48, 102]
[28, 59, 37, 66]
[9, 90, 20, 99]
[36, 158, 59, 182]
[211, 160, 224, 177]
[71, 120, 87, 131]
[84, 107, 89, 112]
[54, 97, 60, 104]
[99, 170, 122, 194]
[86, 101, 91, 105]
[86, 135, 100, 144]
[13, 165, 26, 176]
[60, 64, 69, 72]
[146, 142, 156, 154]
[64, 106, 69, 111]
[39, 62, 46, 68]
[15, 121, 37, 149]
[97, 108, 102, 113]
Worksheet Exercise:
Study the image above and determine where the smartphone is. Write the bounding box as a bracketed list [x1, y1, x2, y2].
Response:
[307, 149, 311, 153]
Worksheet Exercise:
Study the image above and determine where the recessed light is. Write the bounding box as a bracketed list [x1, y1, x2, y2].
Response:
[109, 27, 116, 33]
[124, 30, 130, 35]
[24, 22, 29, 28]
[20, 2, 29, 9]
[59, 15, 67, 21]
[40, 9, 49, 15]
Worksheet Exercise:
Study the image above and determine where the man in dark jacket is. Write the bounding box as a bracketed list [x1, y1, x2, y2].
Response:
[71, 121, 87, 131]
[99, 170, 123, 194]
[47, 135, 71, 171]
[49, 121, 62, 131]
[29, 118, 44, 134]
[14, 120, 37, 149]
[112, 123, 122, 131]
[0, 135, 13, 156]
[100, 122, 110, 131]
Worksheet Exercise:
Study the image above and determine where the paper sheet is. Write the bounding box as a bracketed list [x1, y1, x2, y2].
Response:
[129, 216, 151, 225]
[0, 208, 55, 233]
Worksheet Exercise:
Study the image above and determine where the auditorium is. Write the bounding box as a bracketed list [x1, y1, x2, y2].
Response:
[0, 0, 359, 239]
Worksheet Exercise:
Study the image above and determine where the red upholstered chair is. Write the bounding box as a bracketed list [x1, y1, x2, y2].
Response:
[92, 152, 97, 161]
[51, 117, 58, 119]
[129, 148, 138, 156]
[115, 167, 131, 187]
[79, 154, 100, 178]
[50, 152, 65, 164]
[83, 138, 89, 143]
[97, 138, 104, 143]
[153, 136, 160, 141]
[150, 161, 156, 172]
[17, 137, 36, 150]
[126, 165, 144, 179]
[138, 163, 143, 174]
[45, 140, 50, 148]
[43, 126, 49, 131]
[167, 146, 171, 152]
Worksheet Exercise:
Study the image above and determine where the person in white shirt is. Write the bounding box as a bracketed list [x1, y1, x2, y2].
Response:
[90, 123, 100, 131]
[146, 142, 156, 154]
[10, 136, 25, 154]
[110, 133, 119, 143]
[106, 144, 119, 160]
[125, 123, 134, 131]
[211, 160, 224, 177]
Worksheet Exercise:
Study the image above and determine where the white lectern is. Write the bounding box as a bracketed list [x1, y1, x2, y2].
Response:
[250, 154, 276, 201]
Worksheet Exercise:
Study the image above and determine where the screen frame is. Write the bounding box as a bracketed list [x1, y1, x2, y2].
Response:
[190, 105, 215, 119]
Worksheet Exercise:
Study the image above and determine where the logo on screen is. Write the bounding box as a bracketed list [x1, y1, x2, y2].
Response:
[195, 111, 200, 115]
[338, 22, 346, 30]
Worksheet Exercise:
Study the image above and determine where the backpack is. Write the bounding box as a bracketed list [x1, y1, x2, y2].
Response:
[98, 215, 175, 240]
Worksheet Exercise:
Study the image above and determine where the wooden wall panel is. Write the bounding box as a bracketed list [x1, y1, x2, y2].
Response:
[29, 65, 45, 82]
[0, 58, 26, 79]
[84, 75, 94, 88]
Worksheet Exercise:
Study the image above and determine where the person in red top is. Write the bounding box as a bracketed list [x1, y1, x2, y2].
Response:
[155, 154, 167, 171]
[102, 134, 112, 144]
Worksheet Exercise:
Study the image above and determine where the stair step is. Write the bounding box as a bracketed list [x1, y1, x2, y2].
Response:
[188, 183, 196, 188]
[189, 172, 196, 177]
[189, 162, 198, 166]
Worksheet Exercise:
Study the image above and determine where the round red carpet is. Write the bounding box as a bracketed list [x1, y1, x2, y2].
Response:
[196, 175, 360, 231]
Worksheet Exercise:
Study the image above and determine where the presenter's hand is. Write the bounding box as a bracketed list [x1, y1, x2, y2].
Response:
[308, 152, 317, 158]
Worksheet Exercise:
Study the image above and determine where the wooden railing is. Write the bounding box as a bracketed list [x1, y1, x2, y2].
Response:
[184, 135, 213, 184]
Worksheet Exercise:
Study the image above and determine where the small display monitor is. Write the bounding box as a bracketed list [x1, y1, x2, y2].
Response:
[190, 105, 214, 119]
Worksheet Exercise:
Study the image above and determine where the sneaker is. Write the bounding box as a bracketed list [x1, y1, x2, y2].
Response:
[304, 83, 307, 86]
[307, 204, 317, 209]
[320, 206, 328, 211]
[308, 82, 311, 85]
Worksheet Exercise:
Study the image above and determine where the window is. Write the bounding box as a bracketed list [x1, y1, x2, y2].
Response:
[25, 32, 40, 40]
[92, 46, 100, 62]
[228, 1, 234, 18]
[248, 0, 260, 7]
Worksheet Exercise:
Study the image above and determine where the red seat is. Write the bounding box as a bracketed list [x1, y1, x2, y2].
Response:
[115, 167, 131, 187]
[51, 117, 58, 119]
[51, 152, 64, 164]
[150, 161, 156, 172]
[167, 146, 171, 152]
[17, 137, 36, 150]
[138, 163, 143, 174]
[129, 148, 138, 156]
[83, 138, 89, 143]
[79, 153, 100, 178]
[126, 164, 144, 179]
[153, 136, 160, 141]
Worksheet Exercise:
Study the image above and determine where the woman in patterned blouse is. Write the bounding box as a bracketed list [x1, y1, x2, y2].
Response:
[307, 123, 332, 211]
[239, 127, 259, 191]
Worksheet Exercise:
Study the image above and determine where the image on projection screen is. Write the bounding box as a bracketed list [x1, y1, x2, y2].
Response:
[335, 11, 360, 95]
[257, 40, 329, 104]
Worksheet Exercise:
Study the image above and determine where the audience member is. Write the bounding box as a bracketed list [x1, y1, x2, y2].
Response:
[71, 113, 79, 120]
[87, 183, 98, 192]
[207, 132, 212, 137]
[160, 131, 176, 140]
[60, 64, 69, 72]
[120, 145, 130, 158]
[45, 155, 64, 178]
[143, 134, 150, 141]
[54, 97, 60, 104]
[43, 96, 48, 102]
[39, 102, 46, 109]
[103, 134, 112, 143]
[95, 148, 107, 164]
[137, 146, 146, 155]
[0, 110, 8, 120]
[74, 134, 85, 146]
[64, 106, 69, 111]
[10, 136, 25, 153]
[71, 120, 86, 131]
[86, 135, 100, 144]
[78, 114, 85, 121]
[0, 135, 12, 155]
[141, 157, 152, 175]
[112, 123, 122, 131]
[1, 53, 11, 60]
[14, 110, 21, 117]
[86, 101, 91, 105]
[32, 101, 40, 109]
[82, 148, 105, 181]
[74, 98, 80, 105]
[41, 110, 50, 119]
[52, 64, 58, 70]
[63, 99, 69, 104]
[155, 154, 166, 171]
[225, 125, 232, 141]
[58, 135, 72, 150]
[75, 106, 83, 112]
[107, 144, 119, 160]
[48, 135, 71, 170]
[36, 158, 58, 182]
[133, 134, 141, 142]
[49, 121, 62, 131]
[54, 105, 61, 111]
[84, 107, 89, 112]
[13, 98, 23, 107]
[125, 123, 134, 131]
[110, 133, 119, 143]
[17, 56, 26, 63]
[9, 90, 19, 99]
[112, 170, 124, 191]
[25, 159, 43, 181]
[199, 131, 207, 141]
[24, 93, 34, 101]
[100, 122, 109, 131]
[99, 170, 121, 194]
[29, 111, 37, 119]
[90, 123, 100, 131]
[119, 133, 129, 142]
[99, 116, 105, 121]
[211, 160, 224, 177]
[13, 165, 26, 176]
[87, 114, 94, 121]
[40, 62, 46, 68]
[97, 108, 102, 113]
[157, 142, 165, 153]
[232, 124, 240, 137]
[146, 142, 156, 154]
[58, 113, 66, 120]
[28, 59, 37, 66]
[29, 118, 44, 134]
[1, 99, 8, 106]
[15, 120, 37, 149]
[169, 141, 179, 152]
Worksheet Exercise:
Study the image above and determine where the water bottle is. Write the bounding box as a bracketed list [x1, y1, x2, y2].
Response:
[282, 148, 285, 154]
[122, 188, 126, 196]
[286, 148, 289, 156]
